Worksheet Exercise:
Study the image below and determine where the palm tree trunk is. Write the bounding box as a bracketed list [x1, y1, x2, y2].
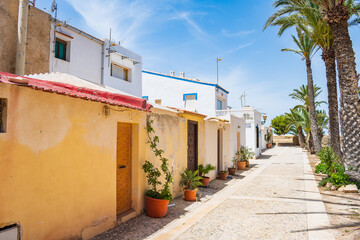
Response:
[297, 126, 305, 148]
[322, 48, 341, 157]
[305, 58, 322, 153]
[326, 5, 360, 178]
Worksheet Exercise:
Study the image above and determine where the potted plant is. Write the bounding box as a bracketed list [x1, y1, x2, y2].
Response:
[218, 170, 229, 180]
[265, 129, 272, 149]
[142, 118, 173, 218]
[239, 146, 255, 168]
[198, 164, 216, 187]
[228, 156, 237, 175]
[181, 169, 203, 201]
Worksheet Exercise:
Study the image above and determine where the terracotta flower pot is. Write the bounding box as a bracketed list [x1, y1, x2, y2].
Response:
[246, 160, 250, 167]
[218, 171, 228, 180]
[145, 196, 169, 218]
[228, 167, 236, 175]
[266, 143, 272, 149]
[200, 177, 210, 187]
[237, 161, 246, 170]
[184, 188, 197, 201]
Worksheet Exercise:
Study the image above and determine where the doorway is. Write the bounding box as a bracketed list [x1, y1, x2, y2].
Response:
[187, 120, 198, 171]
[116, 123, 132, 215]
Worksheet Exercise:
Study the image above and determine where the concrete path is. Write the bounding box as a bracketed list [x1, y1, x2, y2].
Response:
[147, 146, 335, 240]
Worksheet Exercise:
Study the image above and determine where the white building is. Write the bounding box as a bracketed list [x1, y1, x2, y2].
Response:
[142, 70, 228, 116]
[49, 22, 142, 97]
[142, 70, 246, 164]
[217, 106, 264, 157]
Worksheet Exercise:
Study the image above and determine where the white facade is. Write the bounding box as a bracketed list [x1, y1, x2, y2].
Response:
[217, 114, 246, 167]
[49, 23, 142, 97]
[217, 106, 263, 157]
[142, 70, 229, 117]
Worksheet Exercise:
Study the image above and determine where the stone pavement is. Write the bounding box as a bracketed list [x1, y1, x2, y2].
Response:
[147, 146, 335, 240]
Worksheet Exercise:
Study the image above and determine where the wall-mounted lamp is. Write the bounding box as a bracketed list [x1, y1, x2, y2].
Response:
[103, 105, 110, 118]
[261, 113, 267, 125]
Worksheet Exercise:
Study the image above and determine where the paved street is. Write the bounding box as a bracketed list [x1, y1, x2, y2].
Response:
[148, 146, 334, 240]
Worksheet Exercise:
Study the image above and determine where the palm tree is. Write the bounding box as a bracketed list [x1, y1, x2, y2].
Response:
[289, 84, 326, 111]
[281, 28, 322, 153]
[317, 109, 329, 140]
[315, 0, 360, 179]
[285, 108, 306, 148]
[264, 0, 342, 156]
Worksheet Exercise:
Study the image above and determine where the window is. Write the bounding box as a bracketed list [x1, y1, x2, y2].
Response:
[243, 113, 252, 120]
[111, 63, 129, 81]
[55, 39, 67, 60]
[216, 99, 222, 110]
[0, 98, 7, 133]
[184, 93, 197, 112]
[155, 99, 162, 105]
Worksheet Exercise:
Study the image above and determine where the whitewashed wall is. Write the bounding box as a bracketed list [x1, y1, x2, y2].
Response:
[204, 120, 219, 180]
[49, 25, 102, 84]
[142, 71, 228, 116]
[228, 106, 263, 157]
[49, 26, 142, 97]
[103, 42, 142, 97]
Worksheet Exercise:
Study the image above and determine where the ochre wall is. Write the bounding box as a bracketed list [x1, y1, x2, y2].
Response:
[0, 1, 51, 74]
[144, 109, 207, 198]
[0, 83, 147, 240]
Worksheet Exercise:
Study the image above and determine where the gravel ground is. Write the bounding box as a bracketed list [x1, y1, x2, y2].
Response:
[308, 154, 360, 240]
[177, 147, 308, 240]
[91, 175, 242, 240]
[93, 147, 335, 240]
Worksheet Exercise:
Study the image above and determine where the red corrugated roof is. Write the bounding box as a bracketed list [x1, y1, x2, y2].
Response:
[0, 72, 152, 111]
[167, 106, 207, 118]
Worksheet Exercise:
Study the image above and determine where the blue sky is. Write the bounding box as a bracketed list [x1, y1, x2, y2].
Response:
[36, 0, 360, 125]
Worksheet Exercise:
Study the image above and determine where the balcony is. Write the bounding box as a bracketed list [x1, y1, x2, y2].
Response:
[215, 109, 254, 120]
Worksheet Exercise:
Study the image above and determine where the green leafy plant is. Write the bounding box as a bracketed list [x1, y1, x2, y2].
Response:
[231, 156, 238, 168]
[142, 117, 173, 201]
[181, 169, 203, 190]
[265, 129, 272, 144]
[316, 147, 350, 188]
[239, 146, 255, 161]
[198, 164, 216, 177]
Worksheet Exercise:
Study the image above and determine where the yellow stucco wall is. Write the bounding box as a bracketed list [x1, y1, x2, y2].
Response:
[0, 83, 213, 239]
[144, 109, 207, 198]
[0, 84, 148, 239]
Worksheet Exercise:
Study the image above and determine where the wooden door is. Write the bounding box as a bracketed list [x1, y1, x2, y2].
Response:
[116, 123, 132, 215]
[187, 121, 198, 171]
[237, 132, 241, 151]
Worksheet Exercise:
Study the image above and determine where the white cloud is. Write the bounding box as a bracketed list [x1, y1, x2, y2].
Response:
[223, 41, 254, 56]
[172, 11, 209, 39]
[65, 0, 171, 48]
[221, 29, 256, 38]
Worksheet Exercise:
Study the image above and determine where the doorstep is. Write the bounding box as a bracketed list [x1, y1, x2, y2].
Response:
[117, 209, 137, 224]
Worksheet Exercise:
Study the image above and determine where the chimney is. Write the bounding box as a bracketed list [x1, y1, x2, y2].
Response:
[15, 0, 29, 75]
[180, 72, 185, 78]
[170, 70, 175, 76]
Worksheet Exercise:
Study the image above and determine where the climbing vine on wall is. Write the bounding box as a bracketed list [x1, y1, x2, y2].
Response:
[142, 115, 173, 200]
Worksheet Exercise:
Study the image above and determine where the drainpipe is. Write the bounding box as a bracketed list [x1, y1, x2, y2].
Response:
[15, 0, 29, 75]
[101, 42, 105, 85]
